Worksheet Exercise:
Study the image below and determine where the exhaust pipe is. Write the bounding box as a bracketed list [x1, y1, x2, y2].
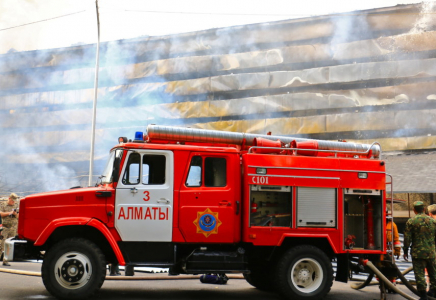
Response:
[146, 125, 381, 159]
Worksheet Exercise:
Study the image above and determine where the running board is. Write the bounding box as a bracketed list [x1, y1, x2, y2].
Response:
[185, 251, 247, 272]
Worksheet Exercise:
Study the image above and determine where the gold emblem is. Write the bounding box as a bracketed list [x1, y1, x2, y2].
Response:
[193, 208, 222, 237]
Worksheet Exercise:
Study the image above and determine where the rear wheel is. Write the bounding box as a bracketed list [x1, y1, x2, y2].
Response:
[274, 245, 333, 300]
[42, 238, 106, 300]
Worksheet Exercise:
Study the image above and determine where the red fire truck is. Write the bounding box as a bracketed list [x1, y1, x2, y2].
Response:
[6, 125, 389, 300]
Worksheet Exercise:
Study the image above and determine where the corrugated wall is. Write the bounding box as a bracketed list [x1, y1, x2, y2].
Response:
[1, 3, 436, 194]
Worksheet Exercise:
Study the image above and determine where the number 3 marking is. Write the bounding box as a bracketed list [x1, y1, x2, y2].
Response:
[143, 191, 150, 201]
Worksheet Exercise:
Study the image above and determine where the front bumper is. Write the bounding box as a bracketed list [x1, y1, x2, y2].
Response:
[5, 238, 28, 261]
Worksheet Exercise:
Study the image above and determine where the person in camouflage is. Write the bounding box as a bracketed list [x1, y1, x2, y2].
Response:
[0, 193, 19, 266]
[403, 201, 436, 300]
[428, 204, 436, 220]
[0, 214, 3, 243]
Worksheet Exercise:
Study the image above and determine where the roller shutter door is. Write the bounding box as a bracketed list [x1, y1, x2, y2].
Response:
[297, 187, 336, 227]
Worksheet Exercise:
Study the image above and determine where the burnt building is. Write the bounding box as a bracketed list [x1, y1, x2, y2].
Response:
[0, 3, 435, 202]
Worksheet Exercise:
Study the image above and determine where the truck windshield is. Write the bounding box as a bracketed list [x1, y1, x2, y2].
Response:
[101, 150, 122, 184]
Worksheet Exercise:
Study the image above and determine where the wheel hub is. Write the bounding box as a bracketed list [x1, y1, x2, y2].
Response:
[54, 252, 92, 289]
[290, 258, 324, 293]
[60, 259, 85, 282]
[297, 266, 311, 281]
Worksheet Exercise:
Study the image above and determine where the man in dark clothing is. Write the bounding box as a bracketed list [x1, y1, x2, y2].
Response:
[404, 201, 436, 300]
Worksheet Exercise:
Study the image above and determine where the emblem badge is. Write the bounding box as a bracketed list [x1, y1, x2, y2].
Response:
[193, 208, 222, 237]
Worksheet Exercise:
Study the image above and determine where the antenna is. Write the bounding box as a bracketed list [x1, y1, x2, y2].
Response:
[88, 0, 100, 187]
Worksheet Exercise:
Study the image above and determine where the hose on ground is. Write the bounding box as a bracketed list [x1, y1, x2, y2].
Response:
[0, 267, 243, 280]
[395, 264, 436, 300]
[396, 266, 419, 296]
[365, 261, 417, 300]
[350, 270, 375, 290]
[350, 260, 436, 300]
[0, 268, 40, 277]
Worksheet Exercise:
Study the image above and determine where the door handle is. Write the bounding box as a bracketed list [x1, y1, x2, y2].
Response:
[236, 201, 240, 215]
[96, 191, 112, 197]
[130, 187, 138, 194]
[157, 198, 170, 204]
[219, 200, 231, 206]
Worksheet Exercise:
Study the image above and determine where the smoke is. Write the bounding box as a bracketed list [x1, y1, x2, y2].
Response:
[0, 33, 192, 197]
[1, 2, 436, 198]
[409, 1, 436, 34]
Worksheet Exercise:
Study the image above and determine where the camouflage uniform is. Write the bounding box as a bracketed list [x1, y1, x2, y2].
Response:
[0, 200, 19, 264]
[404, 208, 436, 293]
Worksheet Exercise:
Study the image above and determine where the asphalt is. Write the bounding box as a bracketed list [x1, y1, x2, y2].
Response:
[0, 261, 419, 300]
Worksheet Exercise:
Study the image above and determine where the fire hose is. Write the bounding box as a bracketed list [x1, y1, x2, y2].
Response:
[0, 267, 243, 280]
[351, 260, 436, 300]
[350, 265, 413, 290]
[363, 261, 416, 300]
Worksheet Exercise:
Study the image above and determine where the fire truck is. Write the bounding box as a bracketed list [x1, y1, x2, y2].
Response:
[5, 125, 389, 300]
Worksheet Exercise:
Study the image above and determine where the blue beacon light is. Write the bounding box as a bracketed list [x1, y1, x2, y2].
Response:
[134, 131, 144, 141]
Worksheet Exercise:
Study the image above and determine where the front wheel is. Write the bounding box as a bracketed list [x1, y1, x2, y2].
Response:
[274, 245, 333, 300]
[42, 238, 106, 300]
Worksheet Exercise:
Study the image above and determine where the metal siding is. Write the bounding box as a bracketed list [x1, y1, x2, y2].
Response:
[297, 187, 336, 227]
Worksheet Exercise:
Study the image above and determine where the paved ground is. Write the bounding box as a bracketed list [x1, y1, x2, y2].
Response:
[0, 261, 418, 300]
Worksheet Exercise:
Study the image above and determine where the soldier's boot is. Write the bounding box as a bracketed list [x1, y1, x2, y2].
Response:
[419, 290, 428, 300]
[109, 264, 120, 276]
[125, 265, 134, 276]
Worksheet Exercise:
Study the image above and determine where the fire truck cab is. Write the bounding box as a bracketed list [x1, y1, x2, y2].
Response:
[6, 125, 387, 300]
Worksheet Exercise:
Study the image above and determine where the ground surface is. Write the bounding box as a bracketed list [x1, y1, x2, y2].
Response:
[0, 261, 419, 300]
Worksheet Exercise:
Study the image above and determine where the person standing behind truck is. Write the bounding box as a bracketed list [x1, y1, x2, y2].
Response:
[386, 218, 402, 259]
[0, 193, 19, 266]
[0, 213, 3, 249]
[428, 204, 436, 220]
[403, 201, 436, 300]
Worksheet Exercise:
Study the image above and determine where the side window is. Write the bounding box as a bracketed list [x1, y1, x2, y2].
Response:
[142, 155, 166, 185]
[186, 156, 202, 187]
[122, 153, 140, 185]
[205, 157, 226, 187]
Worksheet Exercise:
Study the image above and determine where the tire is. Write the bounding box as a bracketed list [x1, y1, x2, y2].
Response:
[274, 245, 333, 300]
[42, 238, 106, 300]
[243, 267, 274, 291]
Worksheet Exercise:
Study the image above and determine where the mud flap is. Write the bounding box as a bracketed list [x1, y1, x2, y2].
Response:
[335, 253, 349, 283]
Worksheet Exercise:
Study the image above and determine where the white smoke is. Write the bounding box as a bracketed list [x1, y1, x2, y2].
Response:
[409, 1, 436, 34]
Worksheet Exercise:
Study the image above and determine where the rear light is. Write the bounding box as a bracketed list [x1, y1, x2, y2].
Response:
[358, 172, 368, 179]
[256, 168, 267, 175]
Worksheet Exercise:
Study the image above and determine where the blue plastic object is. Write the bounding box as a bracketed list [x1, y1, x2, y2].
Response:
[200, 274, 228, 284]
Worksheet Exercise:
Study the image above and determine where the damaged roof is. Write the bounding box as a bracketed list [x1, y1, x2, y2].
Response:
[384, 150, 436, 193]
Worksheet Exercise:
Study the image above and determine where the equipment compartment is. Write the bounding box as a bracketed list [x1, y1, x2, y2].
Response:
[344, 189, 383, 250]
[249, 185, 292, 227]
[297, 187, 337, 228]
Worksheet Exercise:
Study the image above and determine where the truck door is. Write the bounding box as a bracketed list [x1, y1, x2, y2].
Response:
[115, 150, 173, 241]
[179, 152, 241, 243]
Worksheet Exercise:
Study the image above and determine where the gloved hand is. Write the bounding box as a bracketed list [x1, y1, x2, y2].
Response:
[394, 247, 401, 259]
